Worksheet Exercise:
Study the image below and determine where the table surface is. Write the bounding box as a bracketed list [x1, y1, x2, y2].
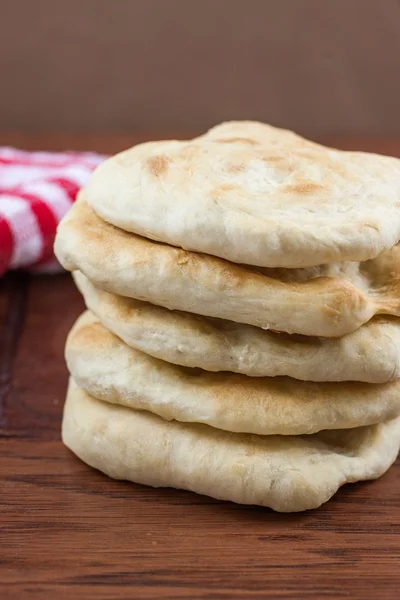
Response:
[1, 134, 400, 600]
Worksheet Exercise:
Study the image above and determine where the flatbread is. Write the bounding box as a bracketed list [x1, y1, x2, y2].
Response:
[55, 199, 400, 337]
[74, 271, 400, 383]
[62, 379, 400, 512]
[66, 312, 400, 435]
[84, 120, 400, 268]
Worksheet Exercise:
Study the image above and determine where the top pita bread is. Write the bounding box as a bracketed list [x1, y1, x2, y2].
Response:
[84, 121, 400, 268]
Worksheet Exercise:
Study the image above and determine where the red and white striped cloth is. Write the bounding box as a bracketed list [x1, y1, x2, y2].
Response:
[0, 147, 106, 276]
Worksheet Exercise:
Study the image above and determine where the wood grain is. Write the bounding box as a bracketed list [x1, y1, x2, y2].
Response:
[1, 135, 400, 600]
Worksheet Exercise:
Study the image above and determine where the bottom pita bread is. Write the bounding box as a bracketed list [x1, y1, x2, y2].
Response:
[62, 379, 400, 512]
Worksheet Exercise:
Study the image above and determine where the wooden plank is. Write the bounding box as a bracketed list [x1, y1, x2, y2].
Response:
[0, 273, 28, 431]
[2, 430, 399, 599]
[0, 276, 83, 439]
[1, 135, 400, 599]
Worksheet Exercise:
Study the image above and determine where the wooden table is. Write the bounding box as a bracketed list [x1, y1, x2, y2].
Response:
[1, 134, 400, 600]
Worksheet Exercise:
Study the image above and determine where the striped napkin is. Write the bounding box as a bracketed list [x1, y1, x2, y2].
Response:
[0, 147, 105, 276]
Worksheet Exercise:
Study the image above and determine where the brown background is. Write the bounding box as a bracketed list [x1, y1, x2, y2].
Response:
[1, 0, 400, 136]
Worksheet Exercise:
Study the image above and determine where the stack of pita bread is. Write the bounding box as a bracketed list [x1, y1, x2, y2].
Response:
[54, 121, 400, 512]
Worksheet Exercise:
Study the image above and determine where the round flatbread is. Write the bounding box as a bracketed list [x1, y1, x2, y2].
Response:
[84, 121, 400, 268]
[65, 312, 400, 436]
[74, 271, 400, 383]
[63, 379, 400, 512]
[55, 199, 400, 337]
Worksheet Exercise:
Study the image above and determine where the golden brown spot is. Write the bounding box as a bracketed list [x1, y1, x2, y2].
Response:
[147, 155, 169, 177]
[176, 250, 190, 265]
[214, 137, 258, 145]
[296, 149, 320, 161]
[261, 155, 295, 173]
[210, 184, 238, 201]
[227, 162, 245, 173]
[262, 155, 284, 163]
[70, 321, 109, 351]
[283, 182, 324, 195]
[219, 184, 237, 192]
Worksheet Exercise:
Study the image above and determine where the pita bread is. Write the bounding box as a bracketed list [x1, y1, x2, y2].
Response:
[55, 199, 400, 337]
[66, 312, 400, 435]
[74, 271, 400, 383]
[62, 379, 400, 512]
[84, 120, 400, 268]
